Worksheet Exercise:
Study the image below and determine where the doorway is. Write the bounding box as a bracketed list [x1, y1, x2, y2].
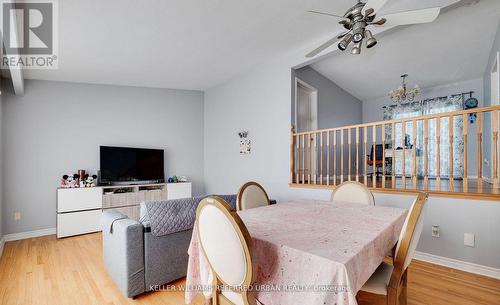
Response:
[295, 78, 318, 133]
[491, 52, 500, 181]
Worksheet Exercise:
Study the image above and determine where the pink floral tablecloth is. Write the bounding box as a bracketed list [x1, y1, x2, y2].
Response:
[185, 200, 407, 305]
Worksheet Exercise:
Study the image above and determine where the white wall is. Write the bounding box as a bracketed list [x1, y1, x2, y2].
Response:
[0, 89, 3, 243]
[374, 193, 500, 269]
[204, 51, 500, 269]
[293, 66, 363, 176]
[1, 80, 204, 235]
[293, 66, 362, 129]
[483, 21, 500, 179]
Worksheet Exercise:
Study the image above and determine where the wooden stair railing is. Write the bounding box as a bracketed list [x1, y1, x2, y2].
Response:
[290, 105, 500, 198]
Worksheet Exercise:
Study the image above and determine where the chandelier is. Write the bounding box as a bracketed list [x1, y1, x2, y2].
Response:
[389, 74, 421, 103]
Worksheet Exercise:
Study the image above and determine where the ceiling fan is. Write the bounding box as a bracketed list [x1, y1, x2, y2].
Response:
[306, 0, 441, 57]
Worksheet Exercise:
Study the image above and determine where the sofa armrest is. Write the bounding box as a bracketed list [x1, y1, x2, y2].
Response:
[102, 210, 145, 298]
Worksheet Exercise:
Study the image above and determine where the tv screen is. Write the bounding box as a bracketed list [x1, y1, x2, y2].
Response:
[100, 146, 165, 184]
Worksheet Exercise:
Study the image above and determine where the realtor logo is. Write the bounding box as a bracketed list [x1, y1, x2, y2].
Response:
[1, 0, 58, 69]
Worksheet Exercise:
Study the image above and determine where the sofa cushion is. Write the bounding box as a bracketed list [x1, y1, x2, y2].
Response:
[140, 194, 237, 237]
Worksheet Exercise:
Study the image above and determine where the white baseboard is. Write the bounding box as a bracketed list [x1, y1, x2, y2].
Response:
[414, 251, 500, 280]
[0, 237, 5, 258]
[3, 227, 56, 242]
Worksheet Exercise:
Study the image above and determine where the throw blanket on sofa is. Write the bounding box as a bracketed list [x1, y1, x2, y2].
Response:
[142, 194, 237, 237]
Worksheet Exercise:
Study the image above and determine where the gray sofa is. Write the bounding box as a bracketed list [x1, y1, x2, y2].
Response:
[102, 210, 192, 297]
[101, 195, 237, 298]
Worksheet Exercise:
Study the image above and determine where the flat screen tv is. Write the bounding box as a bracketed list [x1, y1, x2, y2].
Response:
[100, 146, 165, 185]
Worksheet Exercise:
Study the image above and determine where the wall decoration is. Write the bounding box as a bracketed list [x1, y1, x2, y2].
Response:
[240, 139, 251, 155]
[238, 130, 251, 154]
[463, 92, 478, 124]
[238, 131, 248, 138]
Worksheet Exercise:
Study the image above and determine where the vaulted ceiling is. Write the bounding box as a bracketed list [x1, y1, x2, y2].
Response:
[22, 0, 358, 90]
[19, 0, 468, 91]
[310, 0, 500, 101]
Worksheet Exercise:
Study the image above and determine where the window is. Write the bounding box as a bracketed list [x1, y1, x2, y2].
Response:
[384, 96, 464, 178]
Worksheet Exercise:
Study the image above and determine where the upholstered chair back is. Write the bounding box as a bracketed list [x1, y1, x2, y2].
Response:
[357, 192, 428, 305]
[330, 181, 375, 205]
[196, 196, 256, 305]
[394, 192, 428, 273]
[237, 182, 270, 211]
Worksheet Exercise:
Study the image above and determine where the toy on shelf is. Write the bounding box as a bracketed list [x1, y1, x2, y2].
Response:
[168, 175, 188, 183]
[80, 174, 98, 187]
[60, 174, 79, 188]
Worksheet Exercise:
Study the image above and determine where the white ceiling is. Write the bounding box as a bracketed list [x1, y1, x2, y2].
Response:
[310, 0, 500, 101]
[21, 0, 364, 90]
[20, 0, 469, 91]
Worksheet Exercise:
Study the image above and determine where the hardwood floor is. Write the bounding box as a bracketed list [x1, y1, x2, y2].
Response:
[0, 233, 499, 305]
[406, 260, 500, 305]
[0, 233, 205, 305]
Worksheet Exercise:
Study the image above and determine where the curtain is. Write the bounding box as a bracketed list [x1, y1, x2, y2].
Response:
[383, 96, 464, 178]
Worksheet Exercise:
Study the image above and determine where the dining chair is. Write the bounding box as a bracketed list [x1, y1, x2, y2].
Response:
[330, 181, 375, 205]
[196, 196, 259, 305]
[356, 192, 428, 305]
[237, 181, 270, 211]
[367, 144, 386, 176]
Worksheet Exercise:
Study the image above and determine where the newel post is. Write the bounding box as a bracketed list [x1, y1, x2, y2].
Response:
[290, 124, 295, 184]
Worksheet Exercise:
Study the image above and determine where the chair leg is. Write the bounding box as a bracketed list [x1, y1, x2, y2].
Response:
[387, 287, 399, 305]
[387, 269, 408, 305]
[399, 270, 408, 305]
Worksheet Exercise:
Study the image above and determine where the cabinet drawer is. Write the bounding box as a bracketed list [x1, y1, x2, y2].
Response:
[57, 210, 102, 238]
[166, 183, 192, 200]
[57, 188, 103, 212]
[104, 206, 140, 221]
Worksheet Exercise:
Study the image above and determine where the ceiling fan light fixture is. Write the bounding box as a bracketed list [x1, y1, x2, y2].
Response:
[364, 8, 374, 17]
[364, 30, 377, 48]
[352, 22, 365, 43]
[353, 33, 363, 43]
[338, 34, 353, 51]
[305, 1, 442, 57]
[351, 42, 361, 55]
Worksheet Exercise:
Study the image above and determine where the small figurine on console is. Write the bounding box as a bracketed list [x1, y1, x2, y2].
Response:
[61, 174, 79, 188]
[80, 174, 98, 187]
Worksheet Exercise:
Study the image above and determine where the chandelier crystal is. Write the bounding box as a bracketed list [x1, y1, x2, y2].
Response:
[389, 74, 421, 103]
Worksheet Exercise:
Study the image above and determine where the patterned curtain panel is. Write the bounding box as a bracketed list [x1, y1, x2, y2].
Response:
[383, 96, 464, 178]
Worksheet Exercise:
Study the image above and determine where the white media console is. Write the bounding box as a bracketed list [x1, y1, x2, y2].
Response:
[56, 182, 192, 238]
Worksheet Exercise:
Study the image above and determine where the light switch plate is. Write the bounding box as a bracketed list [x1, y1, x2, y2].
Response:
[464, 233, 475, 247]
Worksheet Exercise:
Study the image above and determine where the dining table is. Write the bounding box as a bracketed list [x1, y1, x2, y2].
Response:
[184, 199, 408, 305]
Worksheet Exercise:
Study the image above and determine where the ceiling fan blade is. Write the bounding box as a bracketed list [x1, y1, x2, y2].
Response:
[369, 18, 386, 25]
[337, 31, 350, 39]
[307, 10, 347, 20]
[377, 7, 441, 27]
[361, 0, 389, 15]
[306, 36, 339, 58]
